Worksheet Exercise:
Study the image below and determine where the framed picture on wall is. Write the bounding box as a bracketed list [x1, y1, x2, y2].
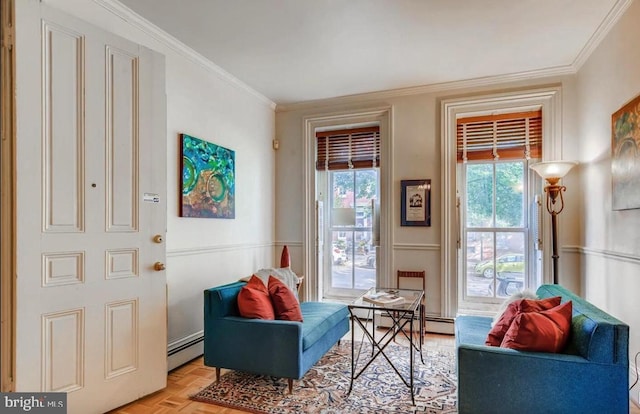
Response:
[180, 133, 235, 218]
[401, 179, 431, 226]
[612, 93, 640, 210]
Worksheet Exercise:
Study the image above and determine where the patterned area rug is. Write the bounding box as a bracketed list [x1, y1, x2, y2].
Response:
[190, 341, 457, 413]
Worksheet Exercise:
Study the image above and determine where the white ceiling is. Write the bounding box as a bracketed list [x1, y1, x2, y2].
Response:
[118, 0, 623, 105]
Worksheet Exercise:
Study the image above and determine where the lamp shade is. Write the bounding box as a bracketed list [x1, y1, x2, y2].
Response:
[530, 161, 578, 180]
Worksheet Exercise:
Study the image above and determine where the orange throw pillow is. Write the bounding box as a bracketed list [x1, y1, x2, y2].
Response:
[501, 300, 573, 352]
[237, 275, 275, 320]
[268, 276, 303, 322]
[485, 296, 561, 346]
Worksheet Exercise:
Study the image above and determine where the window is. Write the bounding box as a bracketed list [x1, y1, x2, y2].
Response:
[316, 127, 380, 298]
[458, 111, 541, 301]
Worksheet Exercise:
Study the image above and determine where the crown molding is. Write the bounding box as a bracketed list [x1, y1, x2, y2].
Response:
[276, 65, 575, 113]
[572, 0, 634, 71]
[93, 0, 276, 110]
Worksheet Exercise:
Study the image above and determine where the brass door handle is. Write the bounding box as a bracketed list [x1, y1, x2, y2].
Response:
[154, 262, 166, 271]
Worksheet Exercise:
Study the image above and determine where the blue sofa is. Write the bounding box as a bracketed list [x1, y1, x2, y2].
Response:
[203, 281, 349, 393]
[455, 284, 629, 414]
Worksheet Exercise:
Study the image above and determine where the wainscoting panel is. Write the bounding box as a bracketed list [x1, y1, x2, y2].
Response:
[393, 244, 442, 317]
[166, 242, 274, 370]
[576, 245, 640, 407]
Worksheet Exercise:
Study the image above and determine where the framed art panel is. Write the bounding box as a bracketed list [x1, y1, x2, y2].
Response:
[180, 133, 235, 218]
[612, 93, 640, 210]
[401, 179, 431, 226]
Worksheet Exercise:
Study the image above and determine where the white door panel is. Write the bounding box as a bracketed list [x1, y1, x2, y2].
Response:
[16, 3, 167, 413]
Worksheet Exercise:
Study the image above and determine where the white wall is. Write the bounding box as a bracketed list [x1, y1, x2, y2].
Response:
[575, 0, 640, 403]
[275, 75, 581, 318]
[39, 0, 277, 368]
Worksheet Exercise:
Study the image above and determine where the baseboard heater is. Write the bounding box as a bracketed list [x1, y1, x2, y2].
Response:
[374, 313, 455, 335]
[168, 335, 204, 356]
[167, 331, 205, 371]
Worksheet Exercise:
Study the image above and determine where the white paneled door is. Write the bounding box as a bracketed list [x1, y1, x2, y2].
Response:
[15, 3, 167, 413]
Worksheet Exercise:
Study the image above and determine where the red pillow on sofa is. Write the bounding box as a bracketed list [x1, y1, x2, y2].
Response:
[268, 276, 303, 322]
[485, 296, 561, 346]
[237, 275, 275, 320]
[501, 300, 573, 352]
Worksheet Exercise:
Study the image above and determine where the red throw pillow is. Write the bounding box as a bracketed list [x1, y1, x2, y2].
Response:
[237, 275, 275, 320]
[501, 300, 573, 352]
[485, 296, 561, 346]
[268, 276, 303, 322]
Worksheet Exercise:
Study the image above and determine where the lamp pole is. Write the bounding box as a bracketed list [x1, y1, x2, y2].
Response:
[543, 180, 565, 285]
[550, 211, 559, 285]
[531, 161, 577, 285]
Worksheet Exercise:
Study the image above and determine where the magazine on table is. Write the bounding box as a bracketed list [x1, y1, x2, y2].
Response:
[363, 290, 405, 306]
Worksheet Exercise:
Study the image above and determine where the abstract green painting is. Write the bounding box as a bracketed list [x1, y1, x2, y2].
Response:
[180, 133, 235, 218]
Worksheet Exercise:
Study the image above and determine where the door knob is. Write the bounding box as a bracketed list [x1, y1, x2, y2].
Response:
[153, 235, 163, 243]
[154, 262, 166, 271]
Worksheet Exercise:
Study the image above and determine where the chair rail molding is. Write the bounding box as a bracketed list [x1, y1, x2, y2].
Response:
[565, 245, 640, 265]
[393, 243, 440, 251]
[167, 241, 273, 257]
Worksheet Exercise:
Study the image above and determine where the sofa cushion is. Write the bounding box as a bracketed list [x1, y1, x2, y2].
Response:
[237, 275, 275, 320]
[486, 296, 561, 346]
[300, 301, 348, 351]
[501, 300, 573, 352]
[268, 276, 303, 322]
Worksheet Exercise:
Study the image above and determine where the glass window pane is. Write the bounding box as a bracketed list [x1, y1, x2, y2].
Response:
[355, 169, 377, 228]
[466, 232, 495, 297]
[330, 231, 352, 288]
[327, 168, 378, 296]
[332, 171, 354, 209]
[496, 162, 524, 228]
[466, 164, 494, 227]
[495, 232, 525, 298]
[354, 230, 375, 289]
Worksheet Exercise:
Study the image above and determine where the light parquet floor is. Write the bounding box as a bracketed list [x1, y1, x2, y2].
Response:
[109, 330, 640, 414]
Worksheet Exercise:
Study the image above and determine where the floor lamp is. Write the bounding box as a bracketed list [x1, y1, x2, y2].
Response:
[530, 161, 578, 284]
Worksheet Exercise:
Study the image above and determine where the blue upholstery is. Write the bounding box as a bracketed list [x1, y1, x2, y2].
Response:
[455, 284, 629, 414]
[203, 281, 349, 381]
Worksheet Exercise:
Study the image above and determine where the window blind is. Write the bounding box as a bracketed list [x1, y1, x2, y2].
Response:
[316, 126, 380, 170]
[456, 110, 542, 162]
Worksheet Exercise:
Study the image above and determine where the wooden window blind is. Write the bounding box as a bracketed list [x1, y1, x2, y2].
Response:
[456, 110, 542, 162]
[316, 126, 380, 170]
